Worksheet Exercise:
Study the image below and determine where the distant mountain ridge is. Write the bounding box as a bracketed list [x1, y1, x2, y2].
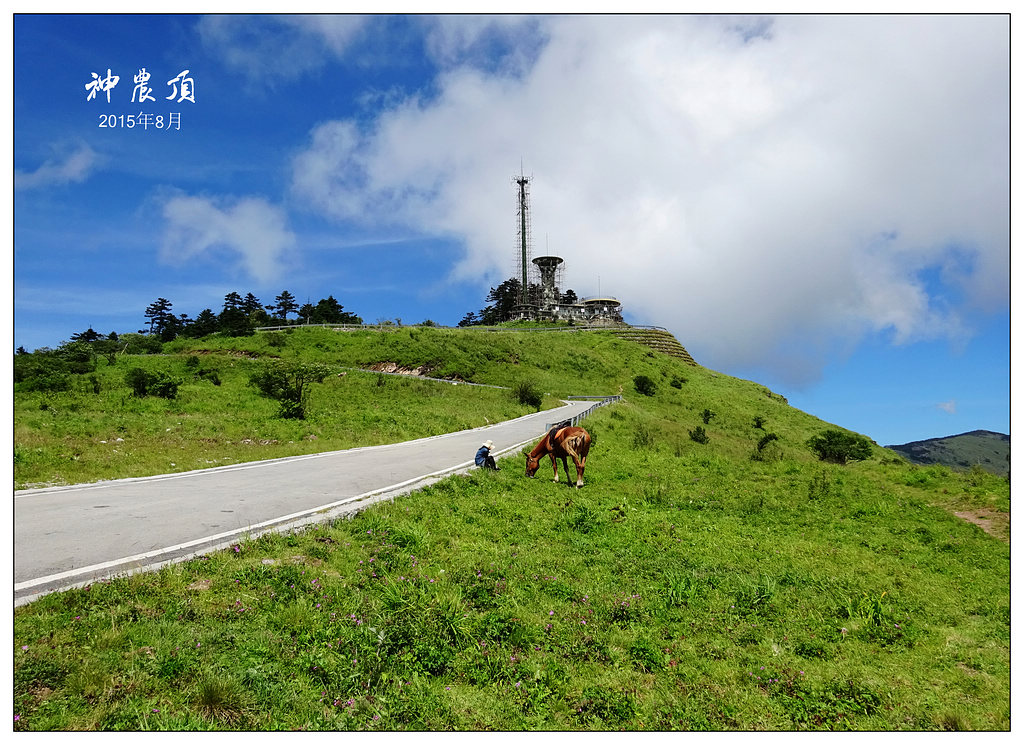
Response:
[887, 430, 1009, 477]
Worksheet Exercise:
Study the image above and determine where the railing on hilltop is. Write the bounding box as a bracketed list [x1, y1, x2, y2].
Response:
[547, 395, 621, 430]
[255, 323, 364, 332]
[255, 323, 669, 333]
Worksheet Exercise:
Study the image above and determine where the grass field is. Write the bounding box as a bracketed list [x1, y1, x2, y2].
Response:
[13, 326, 1010, 731]
[14, 327, 574, 489]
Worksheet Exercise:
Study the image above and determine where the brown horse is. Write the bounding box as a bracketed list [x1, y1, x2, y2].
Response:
[525, 425, 592, 488]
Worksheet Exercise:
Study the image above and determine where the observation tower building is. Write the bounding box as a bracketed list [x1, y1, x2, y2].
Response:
[508, 172, 623, 325]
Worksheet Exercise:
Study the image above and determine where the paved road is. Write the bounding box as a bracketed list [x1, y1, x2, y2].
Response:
[14, 399, 599, 606]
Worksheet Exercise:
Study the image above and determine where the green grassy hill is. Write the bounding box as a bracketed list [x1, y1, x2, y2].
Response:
[12, 326, 814, 489]
[13, 326, 1010, 731]
[887, 430, 1009, 477]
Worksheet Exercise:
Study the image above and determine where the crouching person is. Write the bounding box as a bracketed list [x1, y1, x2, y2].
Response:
[476, 440, 500, 470]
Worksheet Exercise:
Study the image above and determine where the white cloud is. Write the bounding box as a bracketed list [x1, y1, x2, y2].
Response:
[160, 194, 297, 283]
[937, 400, 957, 415]
[198, 14, 367, 88]
[288, 15, 1008, 383]
[15, 143, 99, 190]
[420, 15, 544, 74]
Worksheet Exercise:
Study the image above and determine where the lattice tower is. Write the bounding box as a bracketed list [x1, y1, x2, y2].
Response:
[513, 174, 533, 306]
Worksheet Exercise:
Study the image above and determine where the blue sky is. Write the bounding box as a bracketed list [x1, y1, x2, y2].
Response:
[11, 13, 1010, 447]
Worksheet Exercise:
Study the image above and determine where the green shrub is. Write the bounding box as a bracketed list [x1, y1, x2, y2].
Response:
[689, 426, 709, 444]
[249, 361, 331, 419]
[751, 433, 782, 462]
[197, 369, 221, 386]
[14, 352, 73, 392]
[125, 367, 156, 397]
[794, 636, 835, 660]
[511, 380, 542, 409]
[125, 368, 179, 399]
[701, 408, 715, 425]
[633, 375, 657, 397]
[57, 341, 96, 375]
[662, 571, 701, 607]
[807, 429, 873, 465]
[22, 367, 71, 393]
[149, 375, 180, 399]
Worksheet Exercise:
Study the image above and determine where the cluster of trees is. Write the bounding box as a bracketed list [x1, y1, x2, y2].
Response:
[14, 289, 363, 390]
[457, 278, 578, 327]
[14, 332, 163, 392]
[144, 290, 363, 341]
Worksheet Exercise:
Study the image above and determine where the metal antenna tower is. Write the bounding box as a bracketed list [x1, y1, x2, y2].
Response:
[513, 171, 533, 306]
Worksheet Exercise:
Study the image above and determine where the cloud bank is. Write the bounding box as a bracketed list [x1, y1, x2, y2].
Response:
[160, 194, 297, 283]
[287, 15, 1008, 383]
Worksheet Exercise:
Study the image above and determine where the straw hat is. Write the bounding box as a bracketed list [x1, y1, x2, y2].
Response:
[482, 440, 494, 449]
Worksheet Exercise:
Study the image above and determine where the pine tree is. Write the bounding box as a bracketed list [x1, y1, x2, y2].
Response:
[144, 298, 174, 336]
[274, 290, 298, 321]
[242, 293, 263, 315]
[220, 292, 252, 337]
[184, 308, 219, 338]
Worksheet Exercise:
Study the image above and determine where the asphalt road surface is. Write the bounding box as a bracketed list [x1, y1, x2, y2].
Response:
[15, 399, 601, 606]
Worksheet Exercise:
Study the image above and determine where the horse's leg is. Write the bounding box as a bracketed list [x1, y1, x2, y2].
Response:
[550, 454, 559, 483]
[574, 455, 586, 488]
[561, 456, 573, 484]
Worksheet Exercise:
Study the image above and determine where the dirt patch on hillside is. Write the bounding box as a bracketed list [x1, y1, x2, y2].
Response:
[953, 509, 1008, 541]
[188, 349, 270, 359]
[365, 362, 466, 382]
[368, 362, 434, 376]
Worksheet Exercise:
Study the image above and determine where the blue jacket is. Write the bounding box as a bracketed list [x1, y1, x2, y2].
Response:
[475, 446, 490, 466]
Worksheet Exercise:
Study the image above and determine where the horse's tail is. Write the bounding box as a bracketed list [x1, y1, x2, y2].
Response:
[564, 429, 591, 459]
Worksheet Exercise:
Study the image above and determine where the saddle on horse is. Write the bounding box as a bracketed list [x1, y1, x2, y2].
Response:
[546, 419, 572, 444]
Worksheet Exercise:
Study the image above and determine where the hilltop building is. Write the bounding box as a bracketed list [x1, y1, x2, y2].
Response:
[508, 174, 624, 325]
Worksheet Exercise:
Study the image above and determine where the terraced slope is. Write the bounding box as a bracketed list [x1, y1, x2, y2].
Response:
[609, 327, 698, 365]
